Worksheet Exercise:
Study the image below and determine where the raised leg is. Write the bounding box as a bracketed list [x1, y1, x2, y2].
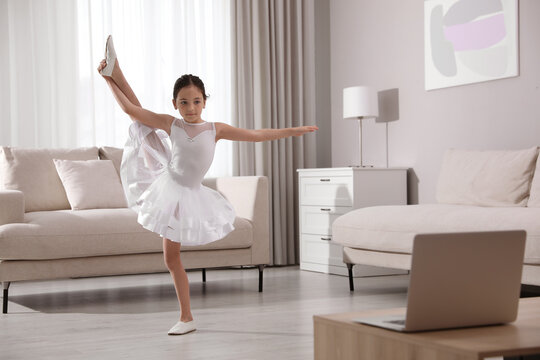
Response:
[108, 60, 142, 107]
[258, 265, 265, 292]
[202, 268, 206, 283]
[97, 46, 141, 108]
[347, 263, 355, 291]
[3, 281, 11, 314]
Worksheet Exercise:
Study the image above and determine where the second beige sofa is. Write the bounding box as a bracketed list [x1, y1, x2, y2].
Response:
[333, 147, 540, 290]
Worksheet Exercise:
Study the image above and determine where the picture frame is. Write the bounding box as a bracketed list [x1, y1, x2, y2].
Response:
[424, 0, 519, 91]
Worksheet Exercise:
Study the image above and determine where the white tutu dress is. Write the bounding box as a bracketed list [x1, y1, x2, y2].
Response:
[120, 118, 236, 245]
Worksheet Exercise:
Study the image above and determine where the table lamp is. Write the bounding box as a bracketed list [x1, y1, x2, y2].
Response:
[343, 86, 379, 167]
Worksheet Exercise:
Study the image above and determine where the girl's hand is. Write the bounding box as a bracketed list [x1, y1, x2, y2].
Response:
[97, 59, 108, 75]
[292, 125, 319, 137]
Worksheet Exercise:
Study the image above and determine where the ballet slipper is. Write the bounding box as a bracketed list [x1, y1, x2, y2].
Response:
[168, 320, 196, 335]
[100, 35, 117, 77]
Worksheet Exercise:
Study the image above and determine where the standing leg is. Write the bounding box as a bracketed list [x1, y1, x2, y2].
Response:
[163, 238, 193, 322]
[163, 238, 196, 335]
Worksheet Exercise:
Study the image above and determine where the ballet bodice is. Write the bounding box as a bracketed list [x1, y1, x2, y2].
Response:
[168, 118, 216, 188]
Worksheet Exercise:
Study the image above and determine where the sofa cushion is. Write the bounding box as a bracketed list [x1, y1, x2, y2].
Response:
[436, 147, 538, 207]
[99, 146, 123, 176]
[0, 209, 253, 260]
[332, 204, 540, 265]
[0, 147, 99, 212]
[53, 159, 127, 210]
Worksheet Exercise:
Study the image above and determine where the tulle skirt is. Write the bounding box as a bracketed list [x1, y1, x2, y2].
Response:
[120, 122, 236, 245]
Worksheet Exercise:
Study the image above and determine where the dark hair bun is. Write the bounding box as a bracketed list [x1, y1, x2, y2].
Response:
[173, 74, 209, 100]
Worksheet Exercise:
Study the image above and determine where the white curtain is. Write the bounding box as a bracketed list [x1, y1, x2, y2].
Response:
[1, 0, 233, 177]
[0, 0, 79, 148]
[231, 0, 317, 265]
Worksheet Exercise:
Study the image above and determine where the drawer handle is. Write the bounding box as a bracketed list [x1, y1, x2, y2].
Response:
[320, 208, 331, 212]
[321, 237, 331, 241]
[319, 178, 330, 182]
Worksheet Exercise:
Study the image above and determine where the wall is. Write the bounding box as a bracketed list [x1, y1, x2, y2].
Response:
[330, 0, 540, 203]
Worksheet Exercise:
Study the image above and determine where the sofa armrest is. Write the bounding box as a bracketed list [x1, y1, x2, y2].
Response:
[204, 176, 270, 265]
[0, 190, 25, 225]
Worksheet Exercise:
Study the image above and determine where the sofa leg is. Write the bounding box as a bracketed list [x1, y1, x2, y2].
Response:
[258, 265, 265, 292]
[202, 268, 206, 283]
[2, 282, 10, 314]
[346, 264, 354, 292]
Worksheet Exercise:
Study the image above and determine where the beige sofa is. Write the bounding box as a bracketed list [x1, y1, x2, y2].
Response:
[0, 146, 270, 313]
[333, 147, 540, 290]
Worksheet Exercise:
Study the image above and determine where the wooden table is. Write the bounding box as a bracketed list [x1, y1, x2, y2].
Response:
[314, 297, 540, 360]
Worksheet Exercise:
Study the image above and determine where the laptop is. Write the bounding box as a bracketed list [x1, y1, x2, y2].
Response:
[354, 230, 526, 332]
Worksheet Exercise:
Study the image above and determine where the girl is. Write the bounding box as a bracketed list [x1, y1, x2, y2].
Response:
[97, 36, 317, 335]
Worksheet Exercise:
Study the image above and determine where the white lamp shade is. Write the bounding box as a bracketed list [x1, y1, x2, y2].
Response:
[343, 86, 379, 119]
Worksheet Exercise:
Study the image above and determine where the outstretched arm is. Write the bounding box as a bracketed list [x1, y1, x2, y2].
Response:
[215, 122, 318, 142]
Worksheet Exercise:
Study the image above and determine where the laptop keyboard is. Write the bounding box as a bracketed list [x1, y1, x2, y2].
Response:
[386, 319, 406, 325]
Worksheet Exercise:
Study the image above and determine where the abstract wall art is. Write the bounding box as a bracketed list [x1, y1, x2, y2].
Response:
[424, 0, 518, 91]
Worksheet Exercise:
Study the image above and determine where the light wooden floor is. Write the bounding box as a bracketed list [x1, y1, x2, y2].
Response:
[1, 266, 410, 360]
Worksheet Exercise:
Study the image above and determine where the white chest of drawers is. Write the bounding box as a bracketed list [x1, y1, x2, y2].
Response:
[297, 167, 408, 277]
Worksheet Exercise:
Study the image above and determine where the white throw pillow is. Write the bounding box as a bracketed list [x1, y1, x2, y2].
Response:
[0, 147, 98, 211]
[53, 159, 127, 210]
[436, 147, 539, 207]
